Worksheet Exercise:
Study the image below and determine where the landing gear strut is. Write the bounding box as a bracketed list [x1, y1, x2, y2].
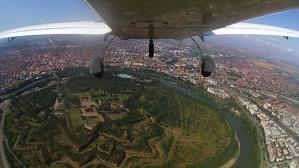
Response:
[149, 39, 154, 58]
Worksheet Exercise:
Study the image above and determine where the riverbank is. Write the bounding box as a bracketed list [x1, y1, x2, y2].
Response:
[221, 134, 241, 168]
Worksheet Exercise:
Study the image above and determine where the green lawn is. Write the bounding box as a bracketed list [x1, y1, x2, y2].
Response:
[69, 109, 83, 127]
[85, 116, 99, 126]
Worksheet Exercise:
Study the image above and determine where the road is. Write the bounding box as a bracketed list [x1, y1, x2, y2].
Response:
[277, 94, 299, 105]
[0, 104, 24, 168]
[0, 107, 9, 168]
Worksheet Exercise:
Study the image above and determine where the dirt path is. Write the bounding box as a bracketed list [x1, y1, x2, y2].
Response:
[139, 126, 181, 168]
[134, 130, 172, 167]
[175, 96, 183, 131]
[119, 127, 180, 168]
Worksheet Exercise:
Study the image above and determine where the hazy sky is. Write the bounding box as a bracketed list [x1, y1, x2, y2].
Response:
[0, 0, 99, 30]
[0, 0, 298, 54]
[244, 9, 299, 54]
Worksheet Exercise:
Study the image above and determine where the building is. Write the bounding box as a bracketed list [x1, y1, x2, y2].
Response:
[82, 107, 98, 116]
[269, 126, 281, 139]
[79, 92, 98, 116]
[0, 102, 4, 108]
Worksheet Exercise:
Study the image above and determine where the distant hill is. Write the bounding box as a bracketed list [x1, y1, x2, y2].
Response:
[204, 35, 299, 66]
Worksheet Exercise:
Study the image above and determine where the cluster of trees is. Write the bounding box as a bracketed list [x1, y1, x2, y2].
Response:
[77, 122, 106, 151]
[64, 94, 80, 109]
[61, 73, 144, 94]
[123, 86, 181, 127]
[5, 88, 59, 150]
[115, 109, 144, 126]
[10, 87, 56, 120]
[32, 119, 62, 138]
[40, 145, 51, 165]
[63, 148, 97, 166]
[4, 115, 18, 147]
[95, 147, 125, 166]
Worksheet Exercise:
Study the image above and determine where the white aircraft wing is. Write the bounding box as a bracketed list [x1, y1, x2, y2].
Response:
[210, 23, 299, 38]
[2, 1, 298, 40]
[0, 21, 111, 39]
[85, 0, 299, 39]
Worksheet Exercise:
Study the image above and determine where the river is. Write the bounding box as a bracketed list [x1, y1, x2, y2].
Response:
[0, 76, 55, 100]
[156, 78, 253, 168]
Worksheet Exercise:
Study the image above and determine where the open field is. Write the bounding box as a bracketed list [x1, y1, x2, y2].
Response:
[69, 109, 83, 127]
[248, 59, 299, 76]
[85, 116, 100, 126]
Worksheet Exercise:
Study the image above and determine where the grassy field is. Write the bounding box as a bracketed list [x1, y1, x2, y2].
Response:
[85, 116, 99, 126]
[69, 109, 83, 127]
